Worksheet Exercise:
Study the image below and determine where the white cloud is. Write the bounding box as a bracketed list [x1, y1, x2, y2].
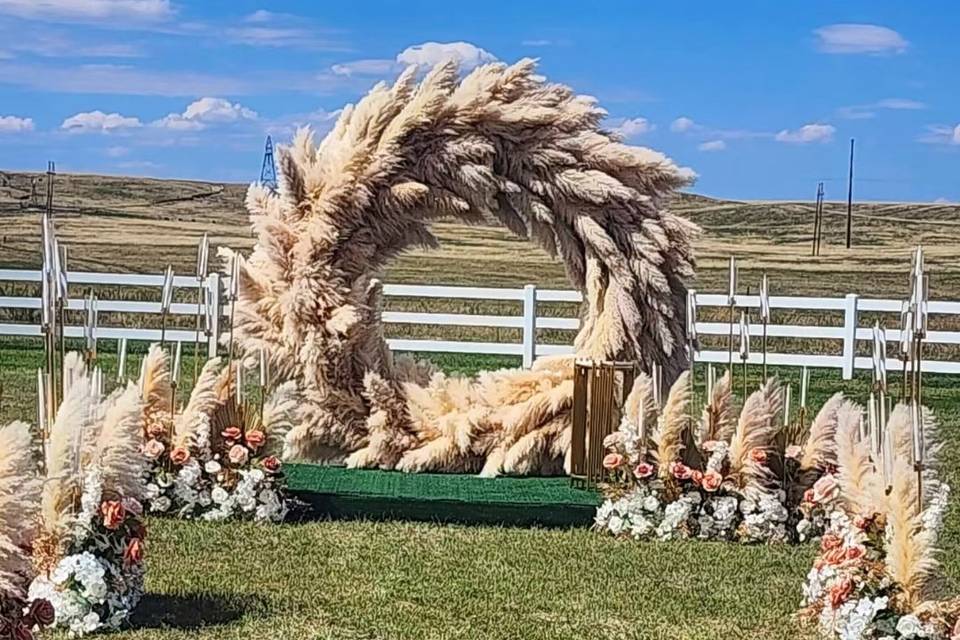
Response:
[105, 145, 129, 157]
[521, 39, 552, 46]
[0, 114, 34, 132]
[917, 124, 960, 145]
[837, 97, 926, 119]
[0, 0, 173, 23]
[62, 110, 142, 132]
[331, 59, 398, 76]
[613, 117, 654, 138]
[814, 24, 908, 55]
[698, 140, 726, 152]
[774, 123, 836, 144]
[153, 97, 257, 130]
[933, 197, 954, 204]
[670, 116, 696, 133]
[397, 41, 496, 71]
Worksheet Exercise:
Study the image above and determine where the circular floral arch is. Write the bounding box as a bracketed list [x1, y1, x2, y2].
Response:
[229, 59, 698, 476]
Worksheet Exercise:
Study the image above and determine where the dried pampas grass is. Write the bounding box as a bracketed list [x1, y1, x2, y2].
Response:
[227, 58, 697, 475]
[0, 421, 40, 599]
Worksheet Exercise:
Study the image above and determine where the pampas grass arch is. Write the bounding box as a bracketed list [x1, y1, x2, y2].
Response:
[228, 58, 699, 476]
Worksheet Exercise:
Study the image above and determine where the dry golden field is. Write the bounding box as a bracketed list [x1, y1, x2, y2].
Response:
[3, 170, 959, 300]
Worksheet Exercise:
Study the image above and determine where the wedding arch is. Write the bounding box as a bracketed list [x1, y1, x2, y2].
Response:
[227, 58, 699, 476]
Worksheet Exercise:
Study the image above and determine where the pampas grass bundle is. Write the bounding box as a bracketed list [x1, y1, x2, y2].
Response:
[228, 58, 699, 474]
[0, 421, 40, 600]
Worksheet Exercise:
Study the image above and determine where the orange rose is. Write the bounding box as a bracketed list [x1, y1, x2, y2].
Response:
[701, 470, 722, 492]
[170, 446, 191, 465]
[123, 538, 144, 566]
[824, 547, 847, 566]
[262, 455, 281, 473]
[690, 470, 704, 486]
[602, 453, 624, 470]
[820, 533, 843, 552]
[749, 448, 768, 465]
[101, 500, 126, 530]
[803, 488, 815, 504]
[245, 430, 266, 450]
[221, 426, 242, 442]
[829, 577, 854, 608]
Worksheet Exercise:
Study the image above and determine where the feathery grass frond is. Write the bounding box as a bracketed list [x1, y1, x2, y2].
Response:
[699, 370, 734, 444]
[174, 357, 223, 450]
[0, 421, 40, 599]
[139, 342, 172, 416]
[654, 371, 691, 473]
[728, 378, 781, 482]
[799, 392, 844, 472]
[833, 401, 884, 517]
[90, 382, 146, 501]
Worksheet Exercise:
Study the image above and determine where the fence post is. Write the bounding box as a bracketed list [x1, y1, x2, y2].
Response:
[522, 284, 537, 368]
[842, 293, 859, 380]
[207, 273, 221, 358]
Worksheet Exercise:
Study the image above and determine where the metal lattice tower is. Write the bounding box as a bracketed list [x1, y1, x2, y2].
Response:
[260, 136, 278, 191]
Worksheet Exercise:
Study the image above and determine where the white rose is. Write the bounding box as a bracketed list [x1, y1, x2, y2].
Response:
[205, 460, 222, 474]
[895, 614, 924, 638]
[211, 486, 229, 504]
[151, 495, 172, 512]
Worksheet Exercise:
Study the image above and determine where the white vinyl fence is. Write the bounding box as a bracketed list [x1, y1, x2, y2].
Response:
[2, 269, 959, 377]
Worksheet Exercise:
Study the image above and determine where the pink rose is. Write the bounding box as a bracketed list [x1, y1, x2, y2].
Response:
[228, 444, 249, 466]
[785, 445, 802, 460]
[602, 453, 624, 470]
[845, 546, 865, 562]
[690, 470, 704, 486]
[221, 426, 242, 442]
[701, 470, 722, 492]
[170, 446, 191, 465]
[633, 462, 655, 479]
[121, 496, 144, 517]
[812, 475, 840, 503]
[749, 448, 768, 465]
[262, 455, 281, 473]
[142, 439, 165, 460]
[669, 461, 693, 480]
[803, 488, 815, 504]
[101, 500, 126, 530]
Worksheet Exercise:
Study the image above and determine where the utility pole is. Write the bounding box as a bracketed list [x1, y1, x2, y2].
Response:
[812, 181, 824, 256]
[845, 138, 854, 249]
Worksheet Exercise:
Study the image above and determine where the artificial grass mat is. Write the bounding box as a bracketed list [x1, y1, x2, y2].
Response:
[285, 464, 600, 527]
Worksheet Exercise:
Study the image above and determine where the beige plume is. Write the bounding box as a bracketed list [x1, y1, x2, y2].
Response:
[0, 421, 41, 599]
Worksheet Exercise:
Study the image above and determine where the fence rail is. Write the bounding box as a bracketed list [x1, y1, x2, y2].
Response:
[1, 269, 958, 377]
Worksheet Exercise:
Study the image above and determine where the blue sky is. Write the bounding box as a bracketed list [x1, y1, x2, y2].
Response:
[0, 0, 957, 201]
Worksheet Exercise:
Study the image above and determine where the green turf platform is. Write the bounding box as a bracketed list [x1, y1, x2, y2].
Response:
[285, 464, 600, 527]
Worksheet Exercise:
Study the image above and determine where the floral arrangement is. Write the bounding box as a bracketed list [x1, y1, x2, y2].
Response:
[798, 402, 960, 639]
[136, 345, 296, 523]
[596, 370, 844, 544]
[27, 353, 148, 636]
[0, 421, 53, 640]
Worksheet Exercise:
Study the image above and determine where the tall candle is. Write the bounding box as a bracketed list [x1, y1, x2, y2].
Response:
[259, 348, 268, 387]
[783, 385, 791, 427]
[172, 341, 182, 384]
[911, 401, 923, 466]
[706, 363, 715, 398]
[117, 338, 128, 382]
[868, 392, 879, 455]
[800, 367, 809, 408]
[37, 368, 47, 436]
[728, 256, 737, 305]
[236, 362, 244, 405]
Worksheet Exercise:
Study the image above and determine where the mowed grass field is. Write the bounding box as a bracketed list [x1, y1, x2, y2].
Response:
[2, 343, 960, 640]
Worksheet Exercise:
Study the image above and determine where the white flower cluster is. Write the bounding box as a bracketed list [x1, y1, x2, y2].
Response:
[739, 487, 789, 543]
[595, 484, 663, 538]
[28, 551, 143, 637]
[201, 468, 287, 522]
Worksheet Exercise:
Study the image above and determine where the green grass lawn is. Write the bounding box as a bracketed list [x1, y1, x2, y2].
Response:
[2, 341, 959, 640]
